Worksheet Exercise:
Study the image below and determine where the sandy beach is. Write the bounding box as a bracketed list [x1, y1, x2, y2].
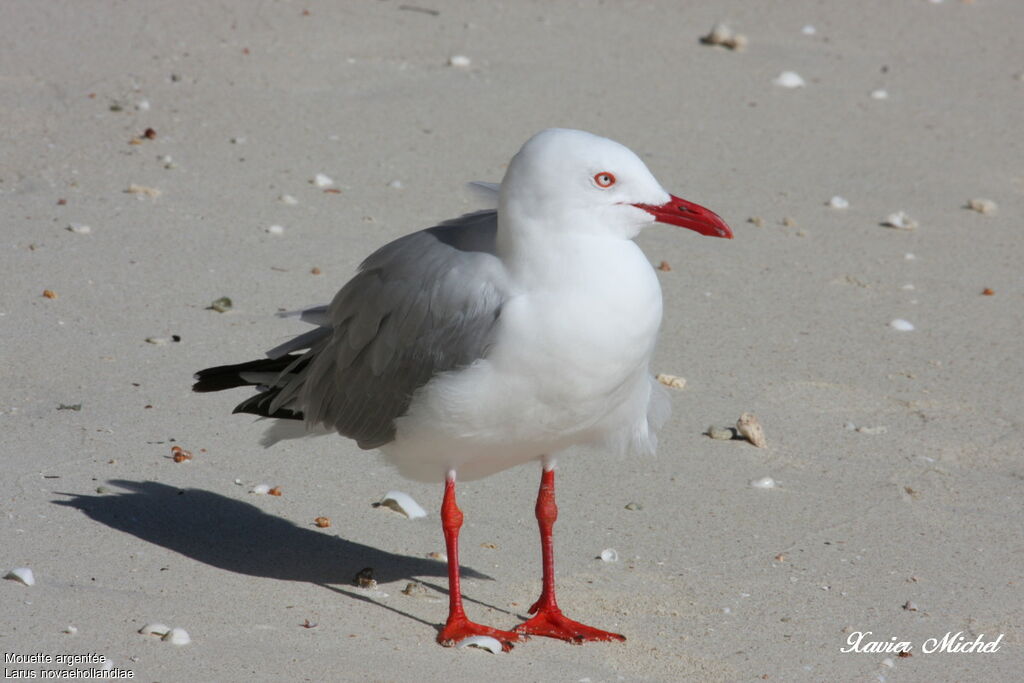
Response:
[2, 1, 1022, 680]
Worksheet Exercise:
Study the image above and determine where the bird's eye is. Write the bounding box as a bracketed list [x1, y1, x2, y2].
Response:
[593, 172, 616, 188]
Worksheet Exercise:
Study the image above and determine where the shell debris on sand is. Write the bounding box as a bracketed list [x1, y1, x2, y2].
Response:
[827, 196, 850, 209]
[375, 491, 427, 519]
[736, 413, 767, 448]
[67, 222, 92, 234]
[163, 628, 191, 645]
[700, 23, 748, 51]
[266, 225, 285, 235]
[250, 483, 272, 495]
[773, 71, 806, 88]
[882, 211, 918, 230]
[599, 548, 619, 563]
[138, 623, 171, 637]
[5, 567, 36, 586]
[966, 198, 997, 215]
[890, 319, 915, 332]
[656, 373, 686, 389]
[311, 173, 334, 188]
[750, 476, 777, 489]
[447, 55, 472, 68]
[456, 635, 503, 653]
[125, 184, 162, 199]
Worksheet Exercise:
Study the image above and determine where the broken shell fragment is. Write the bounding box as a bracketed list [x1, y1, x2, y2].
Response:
[401, 581, 428, 598]
[209, 296, 233, 312]
[750, 476, 777, 489]
[125, 184, 162, 198]
[890, 318, 915, 332]
[656, 373, 686, 389]
[5, 567, 35, 586]
[700, 23, 748, 51]
[883, 211, 918, 230]
[376, 491, 427, 519]
[67, 222, 92, 234]
[827, 196, 849, 209]
[736, 413, 767, 448]
[312, 173, 334, 188]
[773, 71, 806, 88]
[353, 567, 377, 589]
[163, 627, 191, 645]
[138, 623, 171, 637]
[250, 484, 272, 495]
[456, 635, 503, 653]
[599, 548, 619, 562]
[966, 198, 997, 215]
[314, 516, 331, 528]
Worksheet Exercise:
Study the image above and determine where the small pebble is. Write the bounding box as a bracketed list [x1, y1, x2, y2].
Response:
[747, 216, 764, 227]
[266, 224, 285, 235]
[883, 211, 918, 230]
[353, 567, 377, 589]
[209, 296, 233, 313]
[67, 222, 92, 234]
[314, 516, 331, 528]
[870, 89, 889, 100]
[773, 71, 806, 88]
[145, 337, 171, 345]
[801, 25, 816, 35]
[624, 502, 643, 511]
[388, 180, 404, 189]
[656, 373, 686, 389]
[782, 216, 797, 227]
[750, 476, 776, 489]
[707, 425, 735, 440]
[280, 194, 298, 205]
[904, 253, 916, 261]
[42, 289, 58, 299]
[268, 486, 282, 496]
[599, 548, 619, 562]
[902, 600, 918, 612]
[5, 567, 35, 586]
[312, 173, 334, 188]
[890, 319, 915, 332]
[136, 99, 151, 111]
[966, 198, 997, 215]
[827, 196, 849, 209]
[401, 581, 428, 598]
[981, 287, 994, 296]
[64, 625, 78, 635]
[448, 55, 472, 68]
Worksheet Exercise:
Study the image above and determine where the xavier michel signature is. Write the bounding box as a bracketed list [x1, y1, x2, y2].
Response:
[842, 631, 1004, 654]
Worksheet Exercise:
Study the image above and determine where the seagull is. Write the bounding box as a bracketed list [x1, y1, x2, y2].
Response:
[193, 128, 732, 651]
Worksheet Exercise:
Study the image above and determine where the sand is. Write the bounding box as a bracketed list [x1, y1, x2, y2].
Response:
[2, 1, 1022, 680]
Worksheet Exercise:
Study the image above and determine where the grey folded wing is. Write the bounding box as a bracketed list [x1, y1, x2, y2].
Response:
[261, 210, 507, 449]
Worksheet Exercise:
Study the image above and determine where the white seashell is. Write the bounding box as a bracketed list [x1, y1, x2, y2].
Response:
[883, 211, 918, 230]
[870, 89, 889, 100]
[378, 491, 427, 519]
[159, 155, 175, 169]
[139, 623, 171, 637]
[5, 567, 35, 586]
[890, 319, 914, 332]
[145, 336, 171, 345]
[100, 657, 113, 671]
[736, 413, 767, 448]
[250, 484, 271, 495]
[266, 225, 285, 235]
[67, 222, 92, 234]
[967, 198, 997, 215]
[136, 99, 151, 111]
[388, 180, 404, 189]
[600, 548, 619, 562]
[827, 196, 849, 209]
[750, 476, 776, 489]
[280, 194, 298, 205]
[64, 625, 78, 635]
[456, 635, 502, 653]
[773, 71, 806, 88]
[801, 25, 816, 35]
[656, 373, 686, 389]
[163, 627, 191, 645]
[448, 55, 472, 68]
[904, 253, 916, 261]
[312, 173, 334, 188]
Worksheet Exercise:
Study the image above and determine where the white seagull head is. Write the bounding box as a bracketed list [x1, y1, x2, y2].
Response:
[498, 128, 732, 241]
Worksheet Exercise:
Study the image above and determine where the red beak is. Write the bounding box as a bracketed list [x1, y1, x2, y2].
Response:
[633, 194, 733, 239]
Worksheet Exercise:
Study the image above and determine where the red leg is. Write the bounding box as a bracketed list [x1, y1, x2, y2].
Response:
[436, 472, 521, 651]
[515, 466, 625, 644]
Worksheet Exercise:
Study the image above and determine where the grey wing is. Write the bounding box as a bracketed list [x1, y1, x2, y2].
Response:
[268, 209, 506, 449]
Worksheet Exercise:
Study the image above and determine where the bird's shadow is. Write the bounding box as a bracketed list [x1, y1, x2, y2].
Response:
[53, 480, 489, 586]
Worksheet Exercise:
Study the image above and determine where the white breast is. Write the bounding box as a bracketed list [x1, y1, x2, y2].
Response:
[387, 237, 663, 482]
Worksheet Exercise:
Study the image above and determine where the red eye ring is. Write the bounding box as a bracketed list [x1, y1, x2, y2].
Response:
[593, 172, 616, 188]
